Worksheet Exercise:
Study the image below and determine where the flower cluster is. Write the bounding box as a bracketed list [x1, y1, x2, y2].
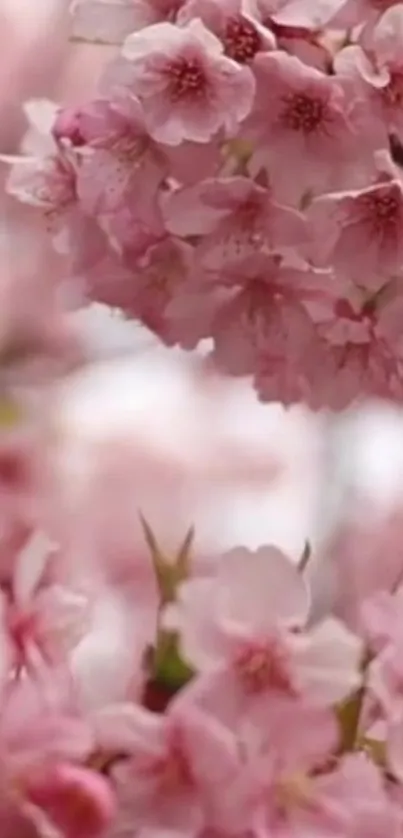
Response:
[6, 0, 403, 405]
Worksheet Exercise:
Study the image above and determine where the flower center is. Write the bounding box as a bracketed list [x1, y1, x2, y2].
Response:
[233, 637, 296, 695]
[281, 93, 326, 134]
[223, 16, 261, 63]
[166, 57, 207, 101]
[359, 188, 401, 235]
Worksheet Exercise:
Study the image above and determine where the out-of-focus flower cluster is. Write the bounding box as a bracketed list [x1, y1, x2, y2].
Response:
[8, 0, 403, 406]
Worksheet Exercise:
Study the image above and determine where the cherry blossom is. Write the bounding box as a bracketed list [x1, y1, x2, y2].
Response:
[0, 530, 89, 675]
[334, 5, 403, 150]
[72, 97, 167, 253]
[206, 254, 327, 393]
[120, 19, 255, 144]
[25, 763, 116, 838]
[166, 545, 361, 727]
[178, 0, 276, 65]
[243, 51, 372, 204]
[109, 698, 241, 833]
[309, 176, 403, 289]
[163, 177, 307, 268]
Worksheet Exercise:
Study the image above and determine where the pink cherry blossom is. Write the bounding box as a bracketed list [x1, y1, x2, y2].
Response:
[244, 50, 373, 204]
[0, 530, 89, 675]
[205, 254, 325, 386]
[178, 0, 276, 65]
[110, 698, 241, 833]
[120, 19, 255, 145]
[213, 699, 338, 834]
[163, 177, 307, 269]
[268, 20, 334, 72]
[87, 235, 200, 339]
[167, 545, 361, 725]
[309, 175, 403, 289]
[73, 96, 166, 252]
[0, 673, 93, 784]
[125, 237, 200, 339]
[221, 725, 396, 838]
[334, 5, 403, 150]
[25, 763, 116, 838]
[0, 674, 98, 837]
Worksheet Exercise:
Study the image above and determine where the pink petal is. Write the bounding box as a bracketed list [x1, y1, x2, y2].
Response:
[168, 578, 233, 670]
[218, 545, 310, 631]
[294, 617, 362, 705]
[25, 763, 116, 838]
[94, 702, 164, 754]
[172, 700, 240, 788]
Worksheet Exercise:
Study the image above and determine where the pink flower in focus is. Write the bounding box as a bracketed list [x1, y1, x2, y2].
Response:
[73, 97, 166, 251]
[206, 254, 324, 383]
[120, 19, 255, 144]
[167, 546, 361, 726]
[178, 0, 275, 64]
[334, 5, 403, 151]
[87, 234, 200, 339]
[244, 51, 372, 204]
[124, 236, 199, 339]
[163, 177, 307, 269]
[309, 176, 403, 289]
